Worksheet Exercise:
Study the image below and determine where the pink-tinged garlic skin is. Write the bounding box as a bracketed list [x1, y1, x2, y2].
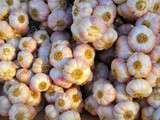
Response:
[59, 110, 81, 120]
[118, 3, 136, 21]
[45, 85, 64, 103]
[16, 68, 32, 84]
[49, 68, 72, 89]
[33, 30, 49, 45]
[73, 44, 95, 66]
[8, 83, 30, 104]
[95, 62, 109, 79]
[146, 64, 160, 87]
[3, 79, 19, 95]
[150, 45, 160, 64]
[17, 50, 33, 68]
[111, 58, 130, 83]
[7, 38, 19, 50]
[29, 0, 49, 22]
[47, 0, 67, 11]
[141, 106, 155, 120]
[19, 37, 37, 53]
[0, 43, 16, 61]
[0, 61, 16, 81]
[0, 96, 11, 116]
[93, 4, 116, 26]
[50, 45, 72, 68]
[9, 9, 29, 35]
[116, 36, 133, 59]
[76, 16, 107, 43]
[55, 93, 71, 112]
[50, 31, 71, 44]
[127, 52, 152, 78]
[93, 80, 116, 105]
[97, 105, 114, 120]
[147, 88, 160, 108]
[84, 95, 99, 116]
[27, 90, 41, 106]
[45, 104, 59, 120]
[74, 0, 98, 8]
[6, 0, 20, 10]
[126, 0, 149, 17]
[117, 24, 134, 36]
[30, 73, 51, 92]
[126, 79, 152, 98]
[63, 58, 92, 85]
[113, 101, 140, 120]
[152, 107, 160, 120]
[128, 25, 156, 53]
[115, 83, 132, 102]
[136, 12, 160, 34]
[0, 0, 9, 20]
[48, 8, 72, 31]
[98, 0, 114, 6]
[38, 40, 51, 63]
[9, 103, 36, 120]
[0, 21, 15, 40]
[72, 2, 93, 21]
[65, 87, 82, 110]
[112, 0, 126, 4]
[93, 27, 118, 50]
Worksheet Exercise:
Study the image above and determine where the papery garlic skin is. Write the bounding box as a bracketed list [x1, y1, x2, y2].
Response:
[118, 24, 134, 36]
[30, 73, 51, 92]
[33, 30, 49, 45]
[116, 36, 133, 59]
[66, 87, 82, 110]
[45, 104, 59, 120]
[19, 37, 37, 53]
[0, 0, 9, 20]
[113, 101, 140, 120]
[111, 58, 130, 83]
[7, 38, 19, 50]
[48, 8, 72, 31]
[126, 79, 152, 98]
[93, 4, 116, 26]
[6, 0, 20, 10]
[147, 88, 160, 108]
[0, 43, 15, 61]
[0, 96, 11, 116]
[27, 90, 41, 106]
[9, 103, 36, 120]
[8, 83, 30, 104]
[128, 25, 156, 53]
[45, 85, 64, 103]
[73, 44, 95, 66]
[55, 93, 71, 112]
[16, 68, 32, 84]
[115, 83, 132, 102]
[97, 105, 114, 120]
[84, 95, 98, 116]
[152, 107, 160, 120]
[93, 80, 116, 105]
[113, 0, 126, 4]
[127, 52, 152, 78]
[49, 68, 72, 89]
[0, 61, 16, 81]
[141, 106, 155, 120]
[0, 21, 15, 40]
[59, 110, 81, 120]
[50, 45, 73, 68]
[47, 0, 67, 11]
[63, 58, 92, 85]
[9, 9, 29, 34]
[17, 50, 33, 68]
[29, 0, 49, 22]
[150, 45, 160, 64]
[72, 2, 93, 21]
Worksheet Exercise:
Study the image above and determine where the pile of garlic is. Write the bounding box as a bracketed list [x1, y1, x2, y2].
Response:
[0, 0, 160, 120]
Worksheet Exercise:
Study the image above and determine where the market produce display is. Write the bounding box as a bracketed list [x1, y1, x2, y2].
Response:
[0, 0, 160, 120]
